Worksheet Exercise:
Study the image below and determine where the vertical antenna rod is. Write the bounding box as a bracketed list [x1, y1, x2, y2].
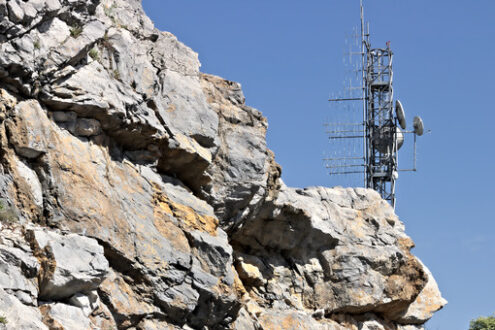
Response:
[360, 0, 367, 187]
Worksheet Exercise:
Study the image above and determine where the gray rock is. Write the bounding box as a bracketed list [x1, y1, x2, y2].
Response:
[1, 0, 222, 189]
[96, 0, 155, 38]
[35, 17, 71, 56]
[68, 291, 99, 316]
[137, 318, 180, 330]
[6, 98, 240, 327]
[0, 227, 39, 305]
[395, 260, 448, 324]
[74, 118, 101, 137]
[231, 184, 443, 317]
[235, 253, 267, 286]
[41, 302, 91, 330]
[257, 309, 345, 330]
[45, 0, 61, 13]
[0, 288, 48, 330]
[47, 20, 106, 67]
[27, 229, 109, 300]
[18, 1, 36, 24]
[159, 71, 218, 148]
[187, 229, 233, 279]
[397, 326, 425, 330]
[40, 23, 219, 190]
[156, 172, 215, 217]
[98, 268, 159, 324]
[14, 159, 43, 208]
[199, 74, 281, 230]
[0, 0, 7, 19]
[6, 101, 50, 158]
[231, 308, 257, 330]
[52, 111, 77, 123]
[7, 1, 24, 24]
[155, 283, 200, 322]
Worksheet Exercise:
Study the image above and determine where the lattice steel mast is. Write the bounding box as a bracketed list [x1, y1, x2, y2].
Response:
[325, 0, 425, 208]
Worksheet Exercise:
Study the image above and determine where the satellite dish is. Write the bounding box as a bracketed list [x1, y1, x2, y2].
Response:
[395, 100, 407, 129]
[413, 116, 424, 136]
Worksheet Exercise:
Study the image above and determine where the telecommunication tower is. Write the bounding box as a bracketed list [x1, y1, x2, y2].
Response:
[325, 0, 426, 208]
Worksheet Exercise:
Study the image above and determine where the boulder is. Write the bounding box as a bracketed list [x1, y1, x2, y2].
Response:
[27, 228, 109, 300]
[231, 185, 441, 317]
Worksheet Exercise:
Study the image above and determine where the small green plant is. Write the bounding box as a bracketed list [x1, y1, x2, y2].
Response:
[0, 200, 18, 224]
[470, 314, 495, 330]
[89, 47, 99, 61]
[102, 31, 112, 50]
[0, 315, 7, 324]
[104, 3, 118, 24]
[70, 25, 83, 38]
[33, 39, 40, 50]
[112, 69, 120, 80]
[103, 3, 117, 16]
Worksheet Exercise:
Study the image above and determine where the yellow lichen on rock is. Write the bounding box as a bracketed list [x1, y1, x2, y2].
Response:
[152, 186, 191, 254]
[236, 260, 264, 286]
[152, 183, 219, 236]
[171, 202, 219, 236]
[232, 266, 248, 298]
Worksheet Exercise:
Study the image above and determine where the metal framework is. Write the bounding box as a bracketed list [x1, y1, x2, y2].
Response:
[325, 0, 424, 208]
[366, 46, 398, 204]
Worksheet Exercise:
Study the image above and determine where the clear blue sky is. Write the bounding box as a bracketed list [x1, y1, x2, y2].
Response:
[142, 1, 495, 329]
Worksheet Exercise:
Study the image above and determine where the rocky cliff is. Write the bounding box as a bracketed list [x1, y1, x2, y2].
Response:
[0, 0, 446, 329]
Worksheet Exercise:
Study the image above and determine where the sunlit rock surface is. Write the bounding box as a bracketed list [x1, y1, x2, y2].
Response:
[0, 0, 445, 328]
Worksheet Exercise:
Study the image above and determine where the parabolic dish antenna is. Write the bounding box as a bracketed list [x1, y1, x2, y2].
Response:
[413, 116, 424, 136]
[395, 100, 407, 129]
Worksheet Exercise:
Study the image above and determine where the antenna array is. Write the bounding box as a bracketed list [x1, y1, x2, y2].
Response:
[325, 0, 426, 208]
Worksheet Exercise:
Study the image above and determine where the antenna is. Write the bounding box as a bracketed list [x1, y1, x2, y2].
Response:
[325, 0, 427, 208]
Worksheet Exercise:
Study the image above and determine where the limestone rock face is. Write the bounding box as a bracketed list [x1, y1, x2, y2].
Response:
[394, 261, 448, 325]
[230, 185, 437, 328]
[200, 73, 281, 231]
[0, 288, 48, 330]
[0, 0, 445, 329]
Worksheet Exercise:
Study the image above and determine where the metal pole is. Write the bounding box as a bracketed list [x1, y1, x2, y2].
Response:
[414, 133, 417, 170]
[328, 97, 366, 102]
[360, 0, 367, 188]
